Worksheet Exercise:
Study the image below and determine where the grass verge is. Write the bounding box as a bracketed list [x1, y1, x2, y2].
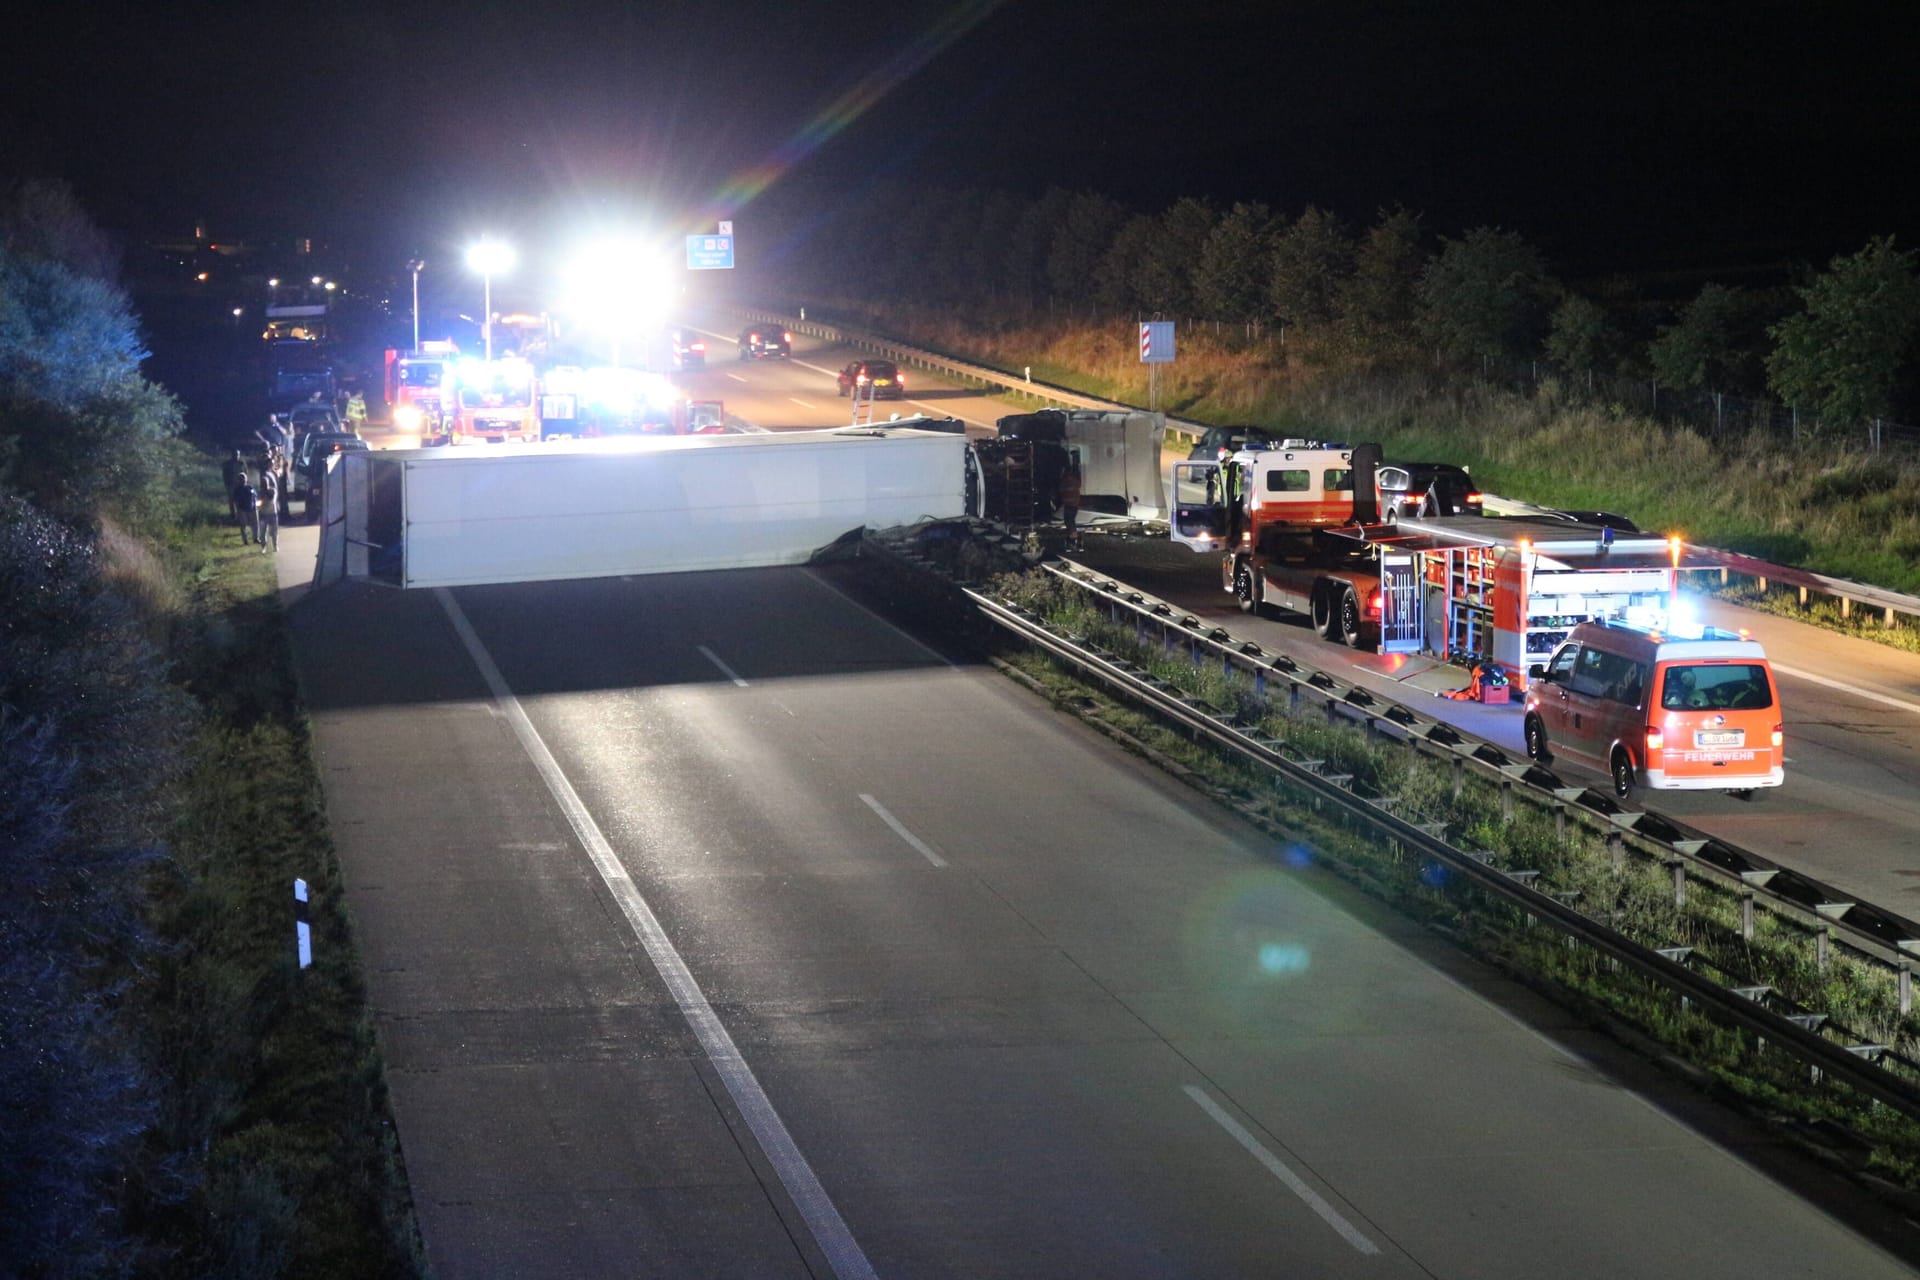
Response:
[139, 456, 423, 1277]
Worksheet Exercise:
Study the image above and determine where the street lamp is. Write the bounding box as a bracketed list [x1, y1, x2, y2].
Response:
[466, 239, 515, 361]
[408, 259, 425, 352]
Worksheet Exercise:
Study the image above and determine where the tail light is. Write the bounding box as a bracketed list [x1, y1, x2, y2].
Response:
[1367, 591, 1382, 617]
[783, 331, 794, 342]
[896, 374, 906, 385]
[1466, 492, 1484, 504]
[1645, 726, 1664, 751]
[691, 342, 705, 352]
[1771, 723, 1783, 747]
[857, 374, 869, 385]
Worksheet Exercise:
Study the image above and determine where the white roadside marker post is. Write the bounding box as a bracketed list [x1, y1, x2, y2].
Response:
[294, 878, 312, 970]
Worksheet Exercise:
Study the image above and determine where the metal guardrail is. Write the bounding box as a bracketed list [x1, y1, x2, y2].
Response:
[1031, 559, 1920, 970]
[870, 534, 1920, 1117]
[747, 304, 1920, 628]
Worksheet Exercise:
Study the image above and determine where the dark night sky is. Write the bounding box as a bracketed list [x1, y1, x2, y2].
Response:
[5, 0, 1917, 284]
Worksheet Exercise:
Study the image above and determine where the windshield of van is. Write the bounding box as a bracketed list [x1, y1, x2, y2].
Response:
[1660, 663, 1773, 711]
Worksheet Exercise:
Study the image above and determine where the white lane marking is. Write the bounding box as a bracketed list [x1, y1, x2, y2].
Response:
[789, 397, 818, 410]
[800, 569, 956, 668]
[698, 644, 749, 687]
[1184, 1085, 1380, 1256]
[1772, 661, 1920, 717]
[726, 372, 749, 383]
[859, 794, 947, 866]
[434, 589, 877, 1280]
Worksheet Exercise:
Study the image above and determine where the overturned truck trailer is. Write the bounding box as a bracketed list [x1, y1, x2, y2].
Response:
[980, 409, 1166, 524]
[316, 423, 969, 589]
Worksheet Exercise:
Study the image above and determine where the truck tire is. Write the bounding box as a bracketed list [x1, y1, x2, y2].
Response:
[1310, 584, 1336, 638]
[1234, 562, 1262, 616]
[1336, 586, 1366, 649]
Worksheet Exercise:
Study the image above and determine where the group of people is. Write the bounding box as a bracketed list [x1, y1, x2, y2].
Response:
[221, 447, 281, 553]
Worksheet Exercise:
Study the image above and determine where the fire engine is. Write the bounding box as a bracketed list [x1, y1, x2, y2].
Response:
[384, 340, 459, 437]
[1171, 441, 1694, 685]
[448, 356, 540, 443]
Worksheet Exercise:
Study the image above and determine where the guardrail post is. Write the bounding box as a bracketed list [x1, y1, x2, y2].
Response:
[1903, 962, 1913, 1017]
[1798, 586, 1809, 609]
[1818, 928, 1831, 974]
[1671, 858, 1687, 908]
[1608, 829, 1625, 869]
[1742, 888, 1755, 942]
[1841, 596, 1852, 620]
[1554, 805, 1566, 839]
[1452, 755, 1464, 799]
[1501, 779, 1514, 821]
[1254, 668, 1266, 698]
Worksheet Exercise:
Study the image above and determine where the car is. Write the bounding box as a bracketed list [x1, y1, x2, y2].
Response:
[290, 431, 368, 512]
[1186, 425, 1281, 463]
[836, 359, 905, 399]
[670, 329, 706, 371]
[738, 323, 792, 360]
[1524, 618, 1783, 798]
[1376, 462, 1483, 519]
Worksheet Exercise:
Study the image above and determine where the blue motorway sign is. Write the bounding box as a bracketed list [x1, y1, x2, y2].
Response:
[686, 234, 735, 270]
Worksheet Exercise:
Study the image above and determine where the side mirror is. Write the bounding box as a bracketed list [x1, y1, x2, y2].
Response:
[1528, 664, 1548, 681]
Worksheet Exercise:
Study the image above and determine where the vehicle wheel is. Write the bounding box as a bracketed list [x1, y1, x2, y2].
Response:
[1337, 587, 1365, 648]
[1524, 714, 1550, 762]
[1234, 563, 1260, 615]
[1310, 585, 1336, 638]
[1611, 748, 1636, 799]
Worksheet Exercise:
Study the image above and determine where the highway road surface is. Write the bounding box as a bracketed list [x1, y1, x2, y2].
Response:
[285, 554, 1920, 1278]
[673, 315, 1920, 919]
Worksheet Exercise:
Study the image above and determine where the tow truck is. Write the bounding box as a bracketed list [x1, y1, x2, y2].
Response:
[1171, 441, 1695, 683]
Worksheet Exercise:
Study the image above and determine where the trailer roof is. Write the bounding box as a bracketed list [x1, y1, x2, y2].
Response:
[1324, 514, 1708, 570]
[365, 422, 966, 464]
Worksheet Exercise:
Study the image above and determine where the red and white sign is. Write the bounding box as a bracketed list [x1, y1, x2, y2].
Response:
[1139, 321, 1175, 364]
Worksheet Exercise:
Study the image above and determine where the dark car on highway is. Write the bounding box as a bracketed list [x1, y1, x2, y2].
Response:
[836, 359, 905, 399]
[291, 431, 368, 516]
[738, 323, 792, 360]
[1187, 425, 1281, 462]
[670, 328, 707, 371]
[1376, 462, 1483, 519]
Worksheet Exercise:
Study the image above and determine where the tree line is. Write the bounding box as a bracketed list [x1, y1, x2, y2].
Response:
[760, 180, 1920, 429]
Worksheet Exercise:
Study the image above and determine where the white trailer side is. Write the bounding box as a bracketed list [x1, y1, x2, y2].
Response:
[319, 427, 966, 590]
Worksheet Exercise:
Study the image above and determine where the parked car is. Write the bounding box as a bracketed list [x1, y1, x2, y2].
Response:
[738, 323, 792, 360]
[670, 328, 706, 371]
[291, 431, 368, 517]
[1186, 425, 1280, 462]
[1545, 509, 1641, 533]
[836, 359, 904, 399]
[1376, 462, 1483, 519]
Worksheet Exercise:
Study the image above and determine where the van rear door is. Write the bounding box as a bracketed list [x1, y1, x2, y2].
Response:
[1649, 660, 1782, 790]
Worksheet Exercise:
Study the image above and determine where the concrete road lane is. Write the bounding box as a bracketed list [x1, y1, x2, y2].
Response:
[288, 564, 1918, 1278]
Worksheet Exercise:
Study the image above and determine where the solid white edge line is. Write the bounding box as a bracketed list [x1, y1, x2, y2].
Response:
[725, 372, 749, 383]
[1183, 1085, 1380, 1255]
[858, 794, 947, 867]
[698, 643, 749, 688]
[789, 397, 817, 409]
[434, 588, 878, 1280]
[1772, 661, 1920, 717]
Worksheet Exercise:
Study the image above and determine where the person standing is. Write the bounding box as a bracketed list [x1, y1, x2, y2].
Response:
[222, 449, 247, 522]
[257, 466, 280, 553]
[1058, 460, 1083, 549]
[233, 471, 259, 544]
[345, 390, 367, 433]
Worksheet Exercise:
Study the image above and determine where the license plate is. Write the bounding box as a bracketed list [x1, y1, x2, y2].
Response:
[1694, 729, 1744, 748]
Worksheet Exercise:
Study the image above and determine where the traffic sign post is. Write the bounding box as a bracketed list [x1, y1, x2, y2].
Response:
[1139, 321, 1175, 411]
[686, 234, 735, 270]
